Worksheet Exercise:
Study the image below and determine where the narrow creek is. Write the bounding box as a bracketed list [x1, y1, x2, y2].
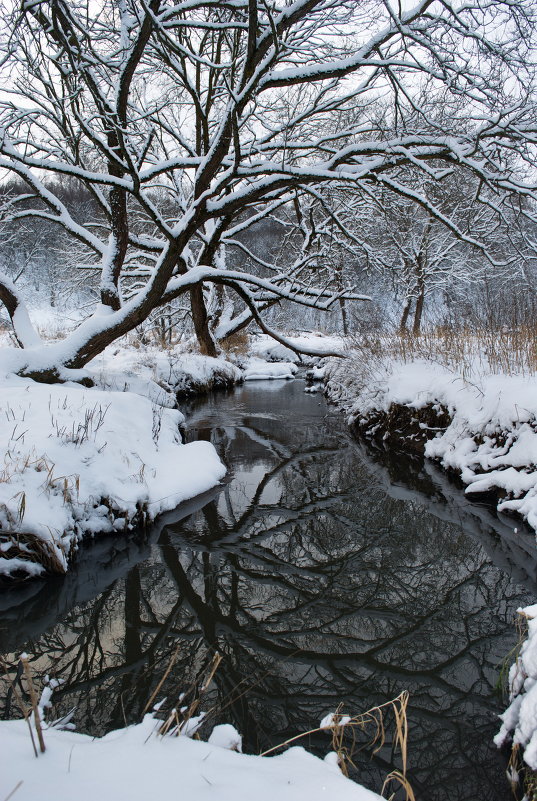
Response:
[1, 380, 535, 801]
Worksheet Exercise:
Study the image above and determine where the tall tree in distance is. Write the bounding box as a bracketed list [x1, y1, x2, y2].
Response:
[0, 0, 535, 381]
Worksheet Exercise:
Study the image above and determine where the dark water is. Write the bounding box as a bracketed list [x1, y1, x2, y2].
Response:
[1, 381, 536, 800]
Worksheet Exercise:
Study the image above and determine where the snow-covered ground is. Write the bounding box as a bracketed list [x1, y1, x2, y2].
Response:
[0, 711, 382, 801]
[0, 319, 345, 578]
[88, 342, 242, 398]
[0, 327, 284, 578]
[0, 377, 226, 578]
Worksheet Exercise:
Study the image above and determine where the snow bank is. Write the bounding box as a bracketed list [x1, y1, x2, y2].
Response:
[0, 380, 226, 578]
[0, 329, 352, 579]
[328, 357, 537, 535]
[495, 606, 537, 775]
[0, 330, 325, 579]
[242, 357, 298, 380]
[251, 333, 345, 363]
[88, 344, 242, 398]
[0, 715, 382, 801]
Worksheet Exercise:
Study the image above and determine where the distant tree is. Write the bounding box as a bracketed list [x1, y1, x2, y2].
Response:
[0, 0, 535, 381]
[351, 170, 503, 334]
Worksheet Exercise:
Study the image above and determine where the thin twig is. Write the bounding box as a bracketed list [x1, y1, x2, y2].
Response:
[21, 657, 46, 754]
[0, 658, 37, 758]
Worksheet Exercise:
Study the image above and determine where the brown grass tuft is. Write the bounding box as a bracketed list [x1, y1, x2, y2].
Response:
[260, 691, 414, 799]
[219, 330, 250, 356]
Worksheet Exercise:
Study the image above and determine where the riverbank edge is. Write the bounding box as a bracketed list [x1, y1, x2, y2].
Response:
[346, 401, 507, 504]
[0, 710, 383, 801]
[0, 337, 304, 581]
[323, 356, 537, 796]
[324, 359, 537, 533]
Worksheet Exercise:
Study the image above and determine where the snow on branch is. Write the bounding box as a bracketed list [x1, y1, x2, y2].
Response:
[0, 0, 535, 372]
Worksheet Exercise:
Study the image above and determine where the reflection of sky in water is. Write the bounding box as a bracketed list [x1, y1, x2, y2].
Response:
[0, 381, 535, 801]
[226, 465, 283, 511]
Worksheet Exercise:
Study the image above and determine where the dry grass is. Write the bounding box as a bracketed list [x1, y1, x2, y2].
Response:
[0, 449, 79, 576]
[1, 656, 42, 758]
[348, 324, 537, 378]
[157, 651, 223, 738]
[261, 691, 414, 799]
[21, 656, 46, 753]
[0, 528, 68, 575]
[219, 330, 250, 357]
[151, 654, 414, 796]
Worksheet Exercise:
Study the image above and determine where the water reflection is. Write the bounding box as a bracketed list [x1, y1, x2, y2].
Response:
[1, 382, 535, 801]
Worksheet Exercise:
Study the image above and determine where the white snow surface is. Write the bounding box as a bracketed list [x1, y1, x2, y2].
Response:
[208, 723, 243, 751]
[496, 606, 537, 770]
[242, 357, 298, 380]
[329, 357, 537, 534]
[251, 333, 345, 363]
[87, 343, 242, 399]
[0, 715, 382, 801]
[0, 378, 225, 577]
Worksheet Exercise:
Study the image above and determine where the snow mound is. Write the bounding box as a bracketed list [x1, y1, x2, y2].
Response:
[88, 344, 242, 398]
[496, 606, 537, 771]
[0, 715, 382, 801]
[208, 723, 242, 751]
[243, 357, 297, 381]
[0, 380, 226, 578]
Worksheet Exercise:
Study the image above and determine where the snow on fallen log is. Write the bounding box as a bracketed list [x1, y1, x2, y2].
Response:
[250, 333, 346, 363]
[242, 357, 298, 381]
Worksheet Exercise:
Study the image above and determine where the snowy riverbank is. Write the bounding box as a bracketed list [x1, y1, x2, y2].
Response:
[326, 356, 537, 535]
[323, 350, 537, 796]
[0, 377, 226, 578]
[0, 328, 314, 579]
[0, 712, 382, 801]
[495, 604, 537, 792]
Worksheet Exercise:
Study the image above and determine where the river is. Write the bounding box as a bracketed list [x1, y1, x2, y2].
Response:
[1, 380, 535, 800]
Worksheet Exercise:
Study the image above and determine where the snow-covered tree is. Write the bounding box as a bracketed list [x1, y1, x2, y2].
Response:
[349, 170, 503, 333]
[0, 0, 536, 381]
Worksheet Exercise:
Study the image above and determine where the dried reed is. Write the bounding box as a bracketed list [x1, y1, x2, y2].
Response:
[157, 651, 223, 737]
[21, 656, 46, 754]
[261, 691, 413, 800]
[348, 323, 537, 379]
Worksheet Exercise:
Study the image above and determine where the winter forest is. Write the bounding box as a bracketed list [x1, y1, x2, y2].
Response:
[1, 1, 537, 800]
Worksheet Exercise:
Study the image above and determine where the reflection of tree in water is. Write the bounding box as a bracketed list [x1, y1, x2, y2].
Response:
[0, 385, 531, 801]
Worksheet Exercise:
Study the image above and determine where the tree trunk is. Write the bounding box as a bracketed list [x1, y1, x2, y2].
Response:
[190, 284, 218, 357]
[0, 273, 42, 348]
[412, 284, 425, 335]
[412, 233, 428, 336]
[399, 297, 412, 333]
[339, 296, 349, 336]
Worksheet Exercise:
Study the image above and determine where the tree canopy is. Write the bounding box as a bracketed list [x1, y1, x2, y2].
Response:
[0, 0, 535, 380]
